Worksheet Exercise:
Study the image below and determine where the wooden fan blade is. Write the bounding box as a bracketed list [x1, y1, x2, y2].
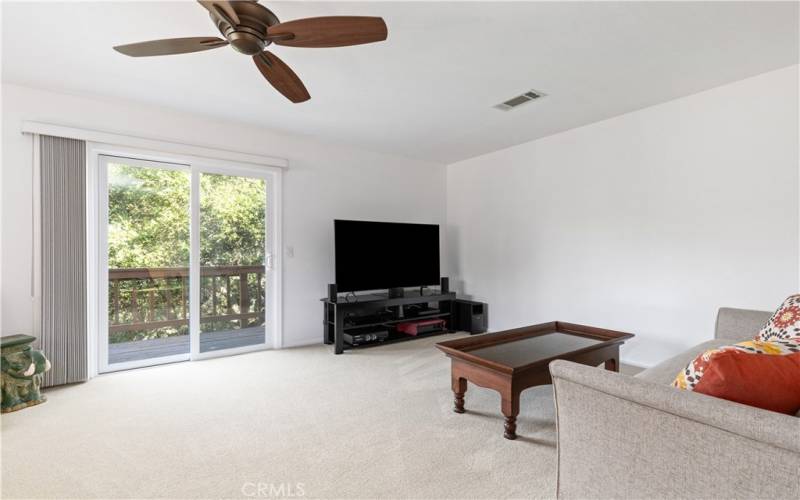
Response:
[197, 1, 240, 26]
[114, 37, 228, 57]
[253, 51, 310, 103]
[268, 16, 387, 48]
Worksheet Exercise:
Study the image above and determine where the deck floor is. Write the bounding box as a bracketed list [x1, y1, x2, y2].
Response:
[109, 326, 266, 364]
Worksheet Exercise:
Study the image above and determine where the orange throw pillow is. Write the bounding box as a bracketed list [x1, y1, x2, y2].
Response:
[693, 350, 800, 415]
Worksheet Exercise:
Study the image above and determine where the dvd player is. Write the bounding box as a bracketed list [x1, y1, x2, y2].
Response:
[344, 329, 389, 346]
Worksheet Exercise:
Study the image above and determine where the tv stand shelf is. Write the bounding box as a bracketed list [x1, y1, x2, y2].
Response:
[322, 290, 457, 354]
[330, 312, 452, 332]
[343, 328, 451, 350]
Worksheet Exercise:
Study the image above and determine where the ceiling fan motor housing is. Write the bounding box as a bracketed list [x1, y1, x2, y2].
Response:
[227, 30, 266, 55]
[212, 1, 280, 55]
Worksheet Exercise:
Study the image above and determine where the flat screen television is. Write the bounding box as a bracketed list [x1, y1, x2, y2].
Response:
[334, 220, 440, 292]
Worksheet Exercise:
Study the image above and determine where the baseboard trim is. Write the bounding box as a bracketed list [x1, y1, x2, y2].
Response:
[620, 357, 652, 370]
[282, 338, 321, 349]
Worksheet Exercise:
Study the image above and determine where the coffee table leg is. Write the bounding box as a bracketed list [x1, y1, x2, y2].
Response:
[452, 376, 467, 414]
[605, 347, 620, 372]
[501, 394, 519, 440]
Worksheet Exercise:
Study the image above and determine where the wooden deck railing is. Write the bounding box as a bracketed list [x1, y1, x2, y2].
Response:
[108, 266, 265, 333]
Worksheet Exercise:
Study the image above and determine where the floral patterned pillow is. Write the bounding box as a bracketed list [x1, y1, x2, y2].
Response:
[674, 295, 800, 391]
[756, 294, 800, 342]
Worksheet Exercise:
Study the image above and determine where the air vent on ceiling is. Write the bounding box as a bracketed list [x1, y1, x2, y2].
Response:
[494, 90, 546, 111]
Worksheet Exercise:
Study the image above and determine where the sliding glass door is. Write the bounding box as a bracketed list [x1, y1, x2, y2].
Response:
[103, 157, 191, 367]
[99, 155, 277, 372]
[198, 172, 267, 353]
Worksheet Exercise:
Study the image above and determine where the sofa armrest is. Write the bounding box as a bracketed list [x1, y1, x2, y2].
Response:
[550, 360, 800, 500]
[715, 307, 771, 340]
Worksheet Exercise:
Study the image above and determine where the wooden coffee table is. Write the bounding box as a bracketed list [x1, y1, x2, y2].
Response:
[436, 321, 634, 439]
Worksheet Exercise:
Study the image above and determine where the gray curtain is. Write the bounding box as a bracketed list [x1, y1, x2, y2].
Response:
[40, 135, 87, 386]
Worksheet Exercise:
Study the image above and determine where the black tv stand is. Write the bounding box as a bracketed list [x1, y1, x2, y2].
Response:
[322, 289, 457, 354]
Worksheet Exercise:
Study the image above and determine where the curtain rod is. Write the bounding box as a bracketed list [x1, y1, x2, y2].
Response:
[21, 121, 289, 169]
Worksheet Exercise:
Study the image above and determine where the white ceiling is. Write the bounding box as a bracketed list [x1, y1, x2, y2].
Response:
[2, 1, 798, 163]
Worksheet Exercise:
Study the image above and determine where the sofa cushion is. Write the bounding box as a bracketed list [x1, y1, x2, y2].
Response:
[636, 338, 734, 385]
[757, 294, 800, 341]
[715, 308, 773, 340]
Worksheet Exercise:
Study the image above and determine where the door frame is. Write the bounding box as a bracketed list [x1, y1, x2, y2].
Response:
[87, 143, 283, 375]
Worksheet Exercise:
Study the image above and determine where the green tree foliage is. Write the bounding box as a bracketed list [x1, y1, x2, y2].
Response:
[108, 165, 190, 268]
[200, 173, 265, 266]
[108, 165, 265, 268]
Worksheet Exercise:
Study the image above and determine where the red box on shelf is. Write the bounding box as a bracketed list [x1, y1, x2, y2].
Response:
[396, 318, 446, 336]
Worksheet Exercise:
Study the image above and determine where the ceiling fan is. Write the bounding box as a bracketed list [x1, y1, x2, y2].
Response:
[113, 0, 388, 103]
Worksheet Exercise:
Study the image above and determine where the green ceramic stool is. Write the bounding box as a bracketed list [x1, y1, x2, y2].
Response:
[1, 335, 51, 413]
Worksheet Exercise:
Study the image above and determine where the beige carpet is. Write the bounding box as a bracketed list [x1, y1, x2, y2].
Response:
[1, 334, 638, 499]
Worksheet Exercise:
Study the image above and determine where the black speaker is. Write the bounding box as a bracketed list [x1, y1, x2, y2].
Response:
[440, 277, 449, 293]
[327, 284, 338, 302]
[453, 299, 487, 334]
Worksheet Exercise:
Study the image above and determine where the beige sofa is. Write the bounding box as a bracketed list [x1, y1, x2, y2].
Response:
[549, 308, 800, 500]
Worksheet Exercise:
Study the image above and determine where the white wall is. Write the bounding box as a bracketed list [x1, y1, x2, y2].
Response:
[1, 84, 446, 347]
[5, 66, 797, 367]
[446, 65, 799, 368]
